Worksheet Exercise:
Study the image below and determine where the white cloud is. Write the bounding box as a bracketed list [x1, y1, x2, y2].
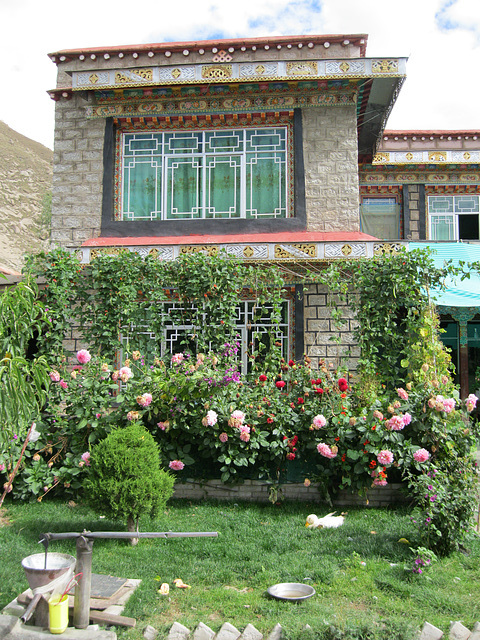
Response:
[1, 0, 478, 149]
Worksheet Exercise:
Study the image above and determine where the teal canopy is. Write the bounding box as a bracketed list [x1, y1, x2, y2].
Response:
[408, 242, 480, 309]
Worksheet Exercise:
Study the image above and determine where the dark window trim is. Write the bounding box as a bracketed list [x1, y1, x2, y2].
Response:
[100, 110, 306, 237]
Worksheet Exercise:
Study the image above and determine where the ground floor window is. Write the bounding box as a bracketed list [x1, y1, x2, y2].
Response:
[429, 195, 480, 241]
[120, 298, 292, 373]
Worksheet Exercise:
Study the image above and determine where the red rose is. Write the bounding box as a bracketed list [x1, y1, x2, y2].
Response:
[259, 374, 267, 382]
[288, 360, 295, 366]
[286, 452, 296, 461]
[338, 378, 349, 392]
[297, 397, 304, 404]
[315, 388, 324, 395]
[276, 380, 286, 389]
[316, 378, 322, 385]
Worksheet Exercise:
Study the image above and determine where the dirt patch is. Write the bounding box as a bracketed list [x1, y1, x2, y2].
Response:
[0, 507, 12, 527]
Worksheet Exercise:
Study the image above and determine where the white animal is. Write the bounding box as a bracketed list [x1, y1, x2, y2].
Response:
[305, 512, 345, 529]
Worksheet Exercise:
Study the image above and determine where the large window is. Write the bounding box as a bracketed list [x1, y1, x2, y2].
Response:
[118, 127, 289, 221]
[429, 195, 480, 240]
[360, 196, 400, 239]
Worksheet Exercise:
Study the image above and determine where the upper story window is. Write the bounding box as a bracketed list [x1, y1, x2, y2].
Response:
[117, 126, 290, 221]
[360, 196, 400, 239]
[429, 195, 480, 240]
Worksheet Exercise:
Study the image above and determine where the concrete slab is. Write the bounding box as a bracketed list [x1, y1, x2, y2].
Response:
[240, 623, 263, 640]
[216, 622, 242, 640]
[449, 621, 471, 640]
[193, 621, 216, 640]
[420, 622, 444, 640]
[0, 616, 116, 640]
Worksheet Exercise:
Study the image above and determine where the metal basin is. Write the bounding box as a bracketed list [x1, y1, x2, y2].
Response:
[267, 582, 315, 602]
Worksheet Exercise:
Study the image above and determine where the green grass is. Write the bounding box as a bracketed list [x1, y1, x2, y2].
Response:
[1, 499, 480, 640]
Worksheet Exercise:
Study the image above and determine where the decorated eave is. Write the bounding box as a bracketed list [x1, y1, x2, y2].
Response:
[48, 34, 407, 162]
[47, 34, 369, 64]
[372, 130, 480, 166]
[78, 231, 405, 267]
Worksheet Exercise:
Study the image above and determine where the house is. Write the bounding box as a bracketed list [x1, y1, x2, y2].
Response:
[47, 34, 407, 371]
[47, 34, 479, 396]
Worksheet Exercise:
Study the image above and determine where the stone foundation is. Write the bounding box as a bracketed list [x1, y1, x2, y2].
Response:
[172, 480, 407, 507]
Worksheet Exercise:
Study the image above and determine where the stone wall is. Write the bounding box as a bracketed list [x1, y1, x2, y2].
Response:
[403, 184, 426, 241]
[172, 479, 407, 507]
[51, 95, 104, 250]
[303, 283, 359, 370]
[302, 106, 359, 232]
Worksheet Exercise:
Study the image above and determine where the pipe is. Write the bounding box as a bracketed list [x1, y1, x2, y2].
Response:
[73, 536, 93, 629]
[41, 531, 218, 541]
[20, 593, 42, 624]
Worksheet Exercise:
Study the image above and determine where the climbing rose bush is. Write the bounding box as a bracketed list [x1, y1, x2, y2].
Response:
[2, 347, 477, 557]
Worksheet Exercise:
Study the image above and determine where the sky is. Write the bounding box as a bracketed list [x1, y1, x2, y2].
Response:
[1, 0, 479, 150]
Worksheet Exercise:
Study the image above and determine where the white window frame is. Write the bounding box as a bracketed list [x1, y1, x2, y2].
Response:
[119, 126, 289, 222]
[428, 195, 480, 241]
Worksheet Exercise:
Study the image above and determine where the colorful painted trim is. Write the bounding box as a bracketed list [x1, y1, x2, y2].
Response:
[73, 57, 406, 91]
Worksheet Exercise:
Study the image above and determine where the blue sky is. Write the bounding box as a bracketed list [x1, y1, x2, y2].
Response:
[1, 0, 479, 149]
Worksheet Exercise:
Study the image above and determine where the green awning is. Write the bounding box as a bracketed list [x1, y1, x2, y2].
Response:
[408, 242, 480, 309]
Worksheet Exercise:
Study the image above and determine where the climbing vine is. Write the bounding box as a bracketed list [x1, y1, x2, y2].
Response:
[26, 249, 286, 362]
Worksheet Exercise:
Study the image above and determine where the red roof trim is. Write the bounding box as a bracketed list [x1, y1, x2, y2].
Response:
[49, 34, 368, 61]
[384, 130, 480, 137]
[82, 231, 378, 247]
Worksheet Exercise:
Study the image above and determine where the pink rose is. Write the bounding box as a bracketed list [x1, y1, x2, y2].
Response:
[81, 451, 91, 466]
[413, 448, 430, 463]
[205, 410, 218, 426]
[377, 450, 394, 466]
[402, 412, 412, 426]
[397, 388, 409, 401]
[137, 393, 153, 407]
[49, 370, 60, 382]
[119, 366, 133, 382]
[76, 349, 91, 364]
[59, 379, 68, 390]
[169, 460, 185, 471]
[219, 432, 228, 443]
[239, 425, 251, 442]
[171, 354, 184, 365]
[317, 443, 337, 459]
[466, 394, 478, 412]
[312, 414, 327, 429]
[442, 398, 455, 414]
[386, 415, 404, 431]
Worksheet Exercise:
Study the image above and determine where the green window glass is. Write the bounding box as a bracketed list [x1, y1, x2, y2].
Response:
[120, 127, 288, 221]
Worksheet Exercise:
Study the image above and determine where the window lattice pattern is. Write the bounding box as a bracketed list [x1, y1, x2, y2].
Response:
[120, 300, 290, 373]
[120, 127, 288, 221]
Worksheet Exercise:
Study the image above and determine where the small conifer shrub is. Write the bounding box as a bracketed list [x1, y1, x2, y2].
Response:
[85, 422, 175, 542]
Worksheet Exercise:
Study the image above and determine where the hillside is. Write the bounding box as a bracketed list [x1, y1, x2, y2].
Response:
[0, 121, 52, 273]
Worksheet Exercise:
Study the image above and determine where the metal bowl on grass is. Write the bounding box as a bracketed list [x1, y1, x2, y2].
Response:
[267, 582, 315, 602]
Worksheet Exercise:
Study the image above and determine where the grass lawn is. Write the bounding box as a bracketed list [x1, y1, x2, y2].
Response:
[1, 498, 480, 640]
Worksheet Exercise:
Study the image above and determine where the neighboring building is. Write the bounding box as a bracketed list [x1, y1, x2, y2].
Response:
[360, 133, 480, 397]
[46, 34, 479, 396]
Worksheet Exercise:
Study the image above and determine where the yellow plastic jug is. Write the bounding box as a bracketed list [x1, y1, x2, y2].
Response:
[48, 594, 69, 634]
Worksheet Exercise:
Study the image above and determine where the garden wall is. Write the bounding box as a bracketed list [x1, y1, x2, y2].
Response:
[172, 480, 408, 507]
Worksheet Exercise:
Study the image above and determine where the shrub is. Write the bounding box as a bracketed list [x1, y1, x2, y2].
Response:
[84, 422, 174, 541]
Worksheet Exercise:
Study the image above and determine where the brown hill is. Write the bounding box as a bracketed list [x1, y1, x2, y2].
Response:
[0, 121, 52, 273]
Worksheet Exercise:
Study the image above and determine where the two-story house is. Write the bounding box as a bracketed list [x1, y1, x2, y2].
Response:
[47, 33, 409, 375]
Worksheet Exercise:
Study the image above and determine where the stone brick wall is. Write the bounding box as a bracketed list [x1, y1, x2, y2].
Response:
[51, 95, 104, 250]
[303, 283, 359, 370]
[172, 479, 407, 507]
[402, 184, 426, 240]
[302, 106, 360, 232]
